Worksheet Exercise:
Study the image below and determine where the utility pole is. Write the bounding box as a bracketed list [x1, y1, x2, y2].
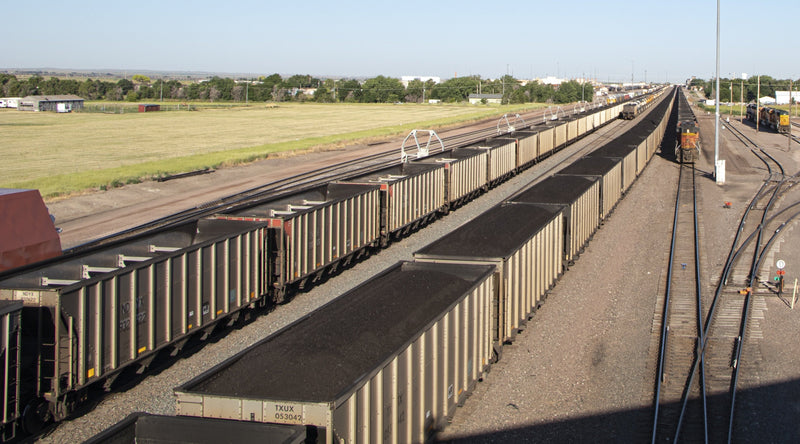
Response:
[757, 75, 761, 133]
[730, 79, 733, 117]
[740, 73, 745, 123]
[789, 79, 793, 152]
[631, 61, 634, 84]
[714, 0, 723, 184]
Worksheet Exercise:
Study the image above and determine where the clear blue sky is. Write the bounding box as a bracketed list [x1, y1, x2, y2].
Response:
[3, 0, 796, 83]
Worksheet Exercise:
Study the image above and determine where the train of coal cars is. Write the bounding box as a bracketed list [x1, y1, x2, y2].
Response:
[0, 87, 668, 439]
[166, 88, 677, 444]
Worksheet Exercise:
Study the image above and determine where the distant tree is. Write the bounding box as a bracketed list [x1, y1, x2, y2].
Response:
[232, 85, 245, 102]
[360, 76, 404, 103]
[508, 88, 527, 104]
[132, 74, 151, 84]
[117, 78, 134, 95]
[336, 79, 361, 102]
[405, 79, 425, 103]
[208, 86, 221, 102]
[431, 76, 480, 102]
[313, 86, 333, 102]
[525, 82, 553, 103]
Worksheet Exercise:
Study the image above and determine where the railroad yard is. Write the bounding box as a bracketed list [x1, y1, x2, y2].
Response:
[6, 89, 798, 442]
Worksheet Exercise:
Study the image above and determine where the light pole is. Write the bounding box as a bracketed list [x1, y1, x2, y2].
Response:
[714, 0, 724, 184]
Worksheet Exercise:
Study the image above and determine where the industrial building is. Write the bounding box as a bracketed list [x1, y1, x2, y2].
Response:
[468, 93, 502, 104]
[17, 94, 84, 112]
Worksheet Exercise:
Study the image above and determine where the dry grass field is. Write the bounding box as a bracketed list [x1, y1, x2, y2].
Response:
[1, 102, 540, 198]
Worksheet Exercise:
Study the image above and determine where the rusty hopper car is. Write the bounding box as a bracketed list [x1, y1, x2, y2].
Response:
[506, 175, 600, 264]
[175, 261, 496, 444]
[0, 217, 270, 424]
[555, 157, 624, 219]
[214, 183, 381, 300]
[344, 163, 445, 245]
[414, 203, 564, 348]
[414, 148, 488, 211]
[84, 412, 307, 444]
[0, 189, 62, 273]
[0, 301, 22, 441]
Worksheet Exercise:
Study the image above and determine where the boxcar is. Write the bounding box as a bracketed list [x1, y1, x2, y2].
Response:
[216, 183, 381, 297]
[0, 301, 21, 441]
[555, 157, 624, 220]
[344, 163, 445, 245]
[414, 203, 564, 348]
[414, 148, 488, 211]
[506, 175, 600, 264]
[0, 218, 270, 422]
[85, 413, 307, 444]
[175, 261, 496, 444]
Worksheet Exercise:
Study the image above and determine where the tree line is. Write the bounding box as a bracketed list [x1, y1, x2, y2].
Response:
[689, 76, 800, 103]
[0, 73, 594, 105]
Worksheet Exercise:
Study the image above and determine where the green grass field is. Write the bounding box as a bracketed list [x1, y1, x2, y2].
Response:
[1, 102, 544, 199]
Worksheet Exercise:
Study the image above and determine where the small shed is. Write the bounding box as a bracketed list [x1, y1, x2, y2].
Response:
[138, 104, 160, 112]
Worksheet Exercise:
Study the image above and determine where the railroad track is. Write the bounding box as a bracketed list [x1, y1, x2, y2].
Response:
[660, 124, 798, 442]
[652, 162, 707, 442]
[651, 111, 800, 442]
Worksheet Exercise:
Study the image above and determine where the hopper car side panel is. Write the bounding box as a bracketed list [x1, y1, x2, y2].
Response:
[0, 220, 269, 420]
[537, 127, 555, 158]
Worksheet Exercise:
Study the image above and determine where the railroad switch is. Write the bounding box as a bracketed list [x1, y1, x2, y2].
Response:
[738, 287, 752, 295]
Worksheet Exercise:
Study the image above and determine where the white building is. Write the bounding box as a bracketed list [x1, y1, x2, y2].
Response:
[538, 76, 563, 86]
[775, 91, 800, 105]
[468, 93, 502, 104]
[400, 76, 441, 87]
